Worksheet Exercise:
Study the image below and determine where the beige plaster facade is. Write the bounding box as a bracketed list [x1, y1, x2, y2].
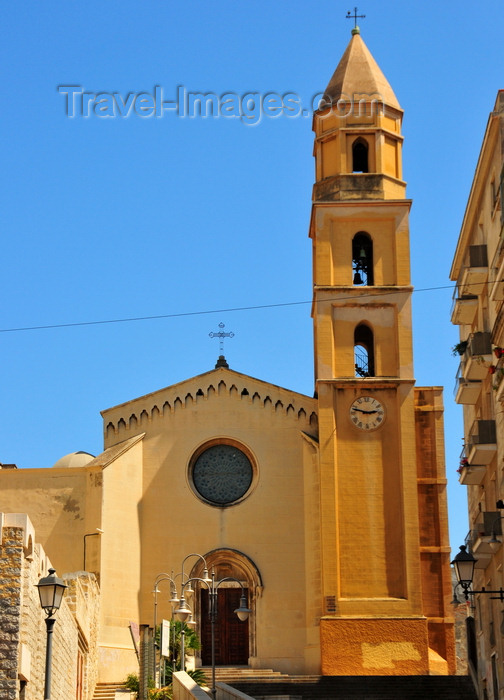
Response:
[0, 29, 456, 694]
[450, 90, 504, 699]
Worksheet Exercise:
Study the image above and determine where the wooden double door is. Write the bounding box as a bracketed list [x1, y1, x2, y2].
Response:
[200, 588, 249, 665]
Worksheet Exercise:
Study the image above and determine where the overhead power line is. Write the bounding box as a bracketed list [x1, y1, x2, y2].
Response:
[0, 282, 462, 335]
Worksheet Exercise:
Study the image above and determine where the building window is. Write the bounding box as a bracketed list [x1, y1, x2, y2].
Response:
[354, 324, 375, 377]
[490, 177, 497, 209]
[189, 441, 256, 507]
[352, 233, 374, 285]
[352, 138, 369, 173]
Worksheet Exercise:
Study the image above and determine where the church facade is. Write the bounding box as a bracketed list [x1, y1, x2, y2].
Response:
[0, 29, 455, 691]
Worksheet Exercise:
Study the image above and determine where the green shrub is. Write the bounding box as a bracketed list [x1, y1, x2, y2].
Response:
[124, 672, 155, 693]
[164, 667, 206, 687]
[149, 687, 172, 700]
[124, 673, 139, 693]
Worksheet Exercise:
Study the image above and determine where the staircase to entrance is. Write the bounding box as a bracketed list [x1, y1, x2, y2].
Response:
[228, 674, 478, 700]
[92, 671, 478, 700]
[92, 682, 129, 700]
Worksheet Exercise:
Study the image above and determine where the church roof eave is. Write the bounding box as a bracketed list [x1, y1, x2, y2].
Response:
[101, 366, 316, 417]
[84, 433, 145, 469]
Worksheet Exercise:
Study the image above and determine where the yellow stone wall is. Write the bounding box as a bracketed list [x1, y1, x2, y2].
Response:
[320, 618, 429, 675]
[310, 64, 454, 671]
[99, 369, 320, 678]
[0, 466, 103, 575]
[97, 439, 143, 681]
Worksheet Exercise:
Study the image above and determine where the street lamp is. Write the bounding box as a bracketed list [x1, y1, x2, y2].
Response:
[152, 573, 179, 687]
[36, 568, 67, 700]
[173, 557, 251, 700]
[451, 544, 504, 603]
[171, 553, 211, 673]
[202, 569, 251, 700]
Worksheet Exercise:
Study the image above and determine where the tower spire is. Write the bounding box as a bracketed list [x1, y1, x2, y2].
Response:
[323, 31, 400, 110]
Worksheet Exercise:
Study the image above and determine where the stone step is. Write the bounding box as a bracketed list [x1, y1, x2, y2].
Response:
[210, 667, 287, 675]
[92, 683, 129, 700]
[228, 675, 478, 700]
[207, 667, 289, 683]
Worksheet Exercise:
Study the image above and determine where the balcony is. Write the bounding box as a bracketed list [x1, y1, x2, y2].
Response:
[458, 464, 486, 485]
[467, 419, 497, 465]
[469, 512, 502, 568]
[495, 361, 504, 401]
[454, 374, 482, 404]
[489, 255, 504, 302]
[453, 333, 493, 404]
[451, 293, 478, 325]
[457, 244, 488, 297]
[463, 332, 493, 379]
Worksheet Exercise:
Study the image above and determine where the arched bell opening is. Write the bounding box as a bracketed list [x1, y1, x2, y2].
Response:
[354, 324, 375, 377]
[352, 232, 374, 286]
[352, 137, 369, 173]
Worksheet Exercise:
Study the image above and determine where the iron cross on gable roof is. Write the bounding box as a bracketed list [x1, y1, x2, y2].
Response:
[209, 322, 234, 368]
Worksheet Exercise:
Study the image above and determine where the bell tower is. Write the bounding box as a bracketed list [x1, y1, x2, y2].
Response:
[310, 28, 455, 675]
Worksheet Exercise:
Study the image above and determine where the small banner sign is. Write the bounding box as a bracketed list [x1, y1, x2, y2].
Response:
[160, 619, 170, 658]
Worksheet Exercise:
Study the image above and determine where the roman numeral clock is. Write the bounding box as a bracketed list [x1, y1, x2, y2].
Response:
[349, 396, 385, 431]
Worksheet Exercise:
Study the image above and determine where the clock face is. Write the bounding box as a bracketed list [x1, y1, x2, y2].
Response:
[192, 444, 253, 506]
[349, 396, 385, 431]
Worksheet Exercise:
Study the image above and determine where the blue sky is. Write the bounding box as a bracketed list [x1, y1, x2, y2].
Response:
[1, 1, 503, 551]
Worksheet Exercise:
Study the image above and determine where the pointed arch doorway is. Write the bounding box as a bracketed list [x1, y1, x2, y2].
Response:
[190, 548, 262, 667]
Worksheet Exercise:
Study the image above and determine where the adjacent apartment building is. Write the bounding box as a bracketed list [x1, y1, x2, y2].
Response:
[450, 90, 504, 697]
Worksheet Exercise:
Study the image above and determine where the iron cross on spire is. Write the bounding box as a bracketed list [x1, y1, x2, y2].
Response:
[209, 322, 234, 355]
[346, 7, 366, 28]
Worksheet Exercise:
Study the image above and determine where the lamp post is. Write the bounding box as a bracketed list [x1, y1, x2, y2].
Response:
[152, 573, 179, 687]
[173, 556, 251, 700]
[36, 568, 67, 700]
[171, 553, 210, 673]
[451, 545, 504, 603]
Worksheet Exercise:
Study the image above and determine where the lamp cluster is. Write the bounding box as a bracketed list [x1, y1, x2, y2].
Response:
[153, 553, 251, 700]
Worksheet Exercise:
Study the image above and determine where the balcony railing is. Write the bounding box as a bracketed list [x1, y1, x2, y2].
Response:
[467, 513, 502, 567]
[463, 332, 493, 379]
[494, 357, 504, 401]
[454, 368, 481, 405]
[453, 332, 492, 404]
[451, 291, 478, 325]
[456, 244, 488, 298]
[467, 419, 497, 465]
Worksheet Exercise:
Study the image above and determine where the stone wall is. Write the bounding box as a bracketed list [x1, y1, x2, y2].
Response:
[0, 513, 100, 700]
[0, 523, 23, 699]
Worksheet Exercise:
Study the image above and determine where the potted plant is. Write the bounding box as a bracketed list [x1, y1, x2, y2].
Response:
[452, 340, 468, 356]
[457, 457, 469, 474]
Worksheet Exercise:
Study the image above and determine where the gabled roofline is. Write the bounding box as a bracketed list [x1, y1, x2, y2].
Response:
[101, 366, 314, 416]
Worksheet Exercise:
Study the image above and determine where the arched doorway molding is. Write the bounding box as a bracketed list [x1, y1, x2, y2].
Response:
[190, 548, 263, 664]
